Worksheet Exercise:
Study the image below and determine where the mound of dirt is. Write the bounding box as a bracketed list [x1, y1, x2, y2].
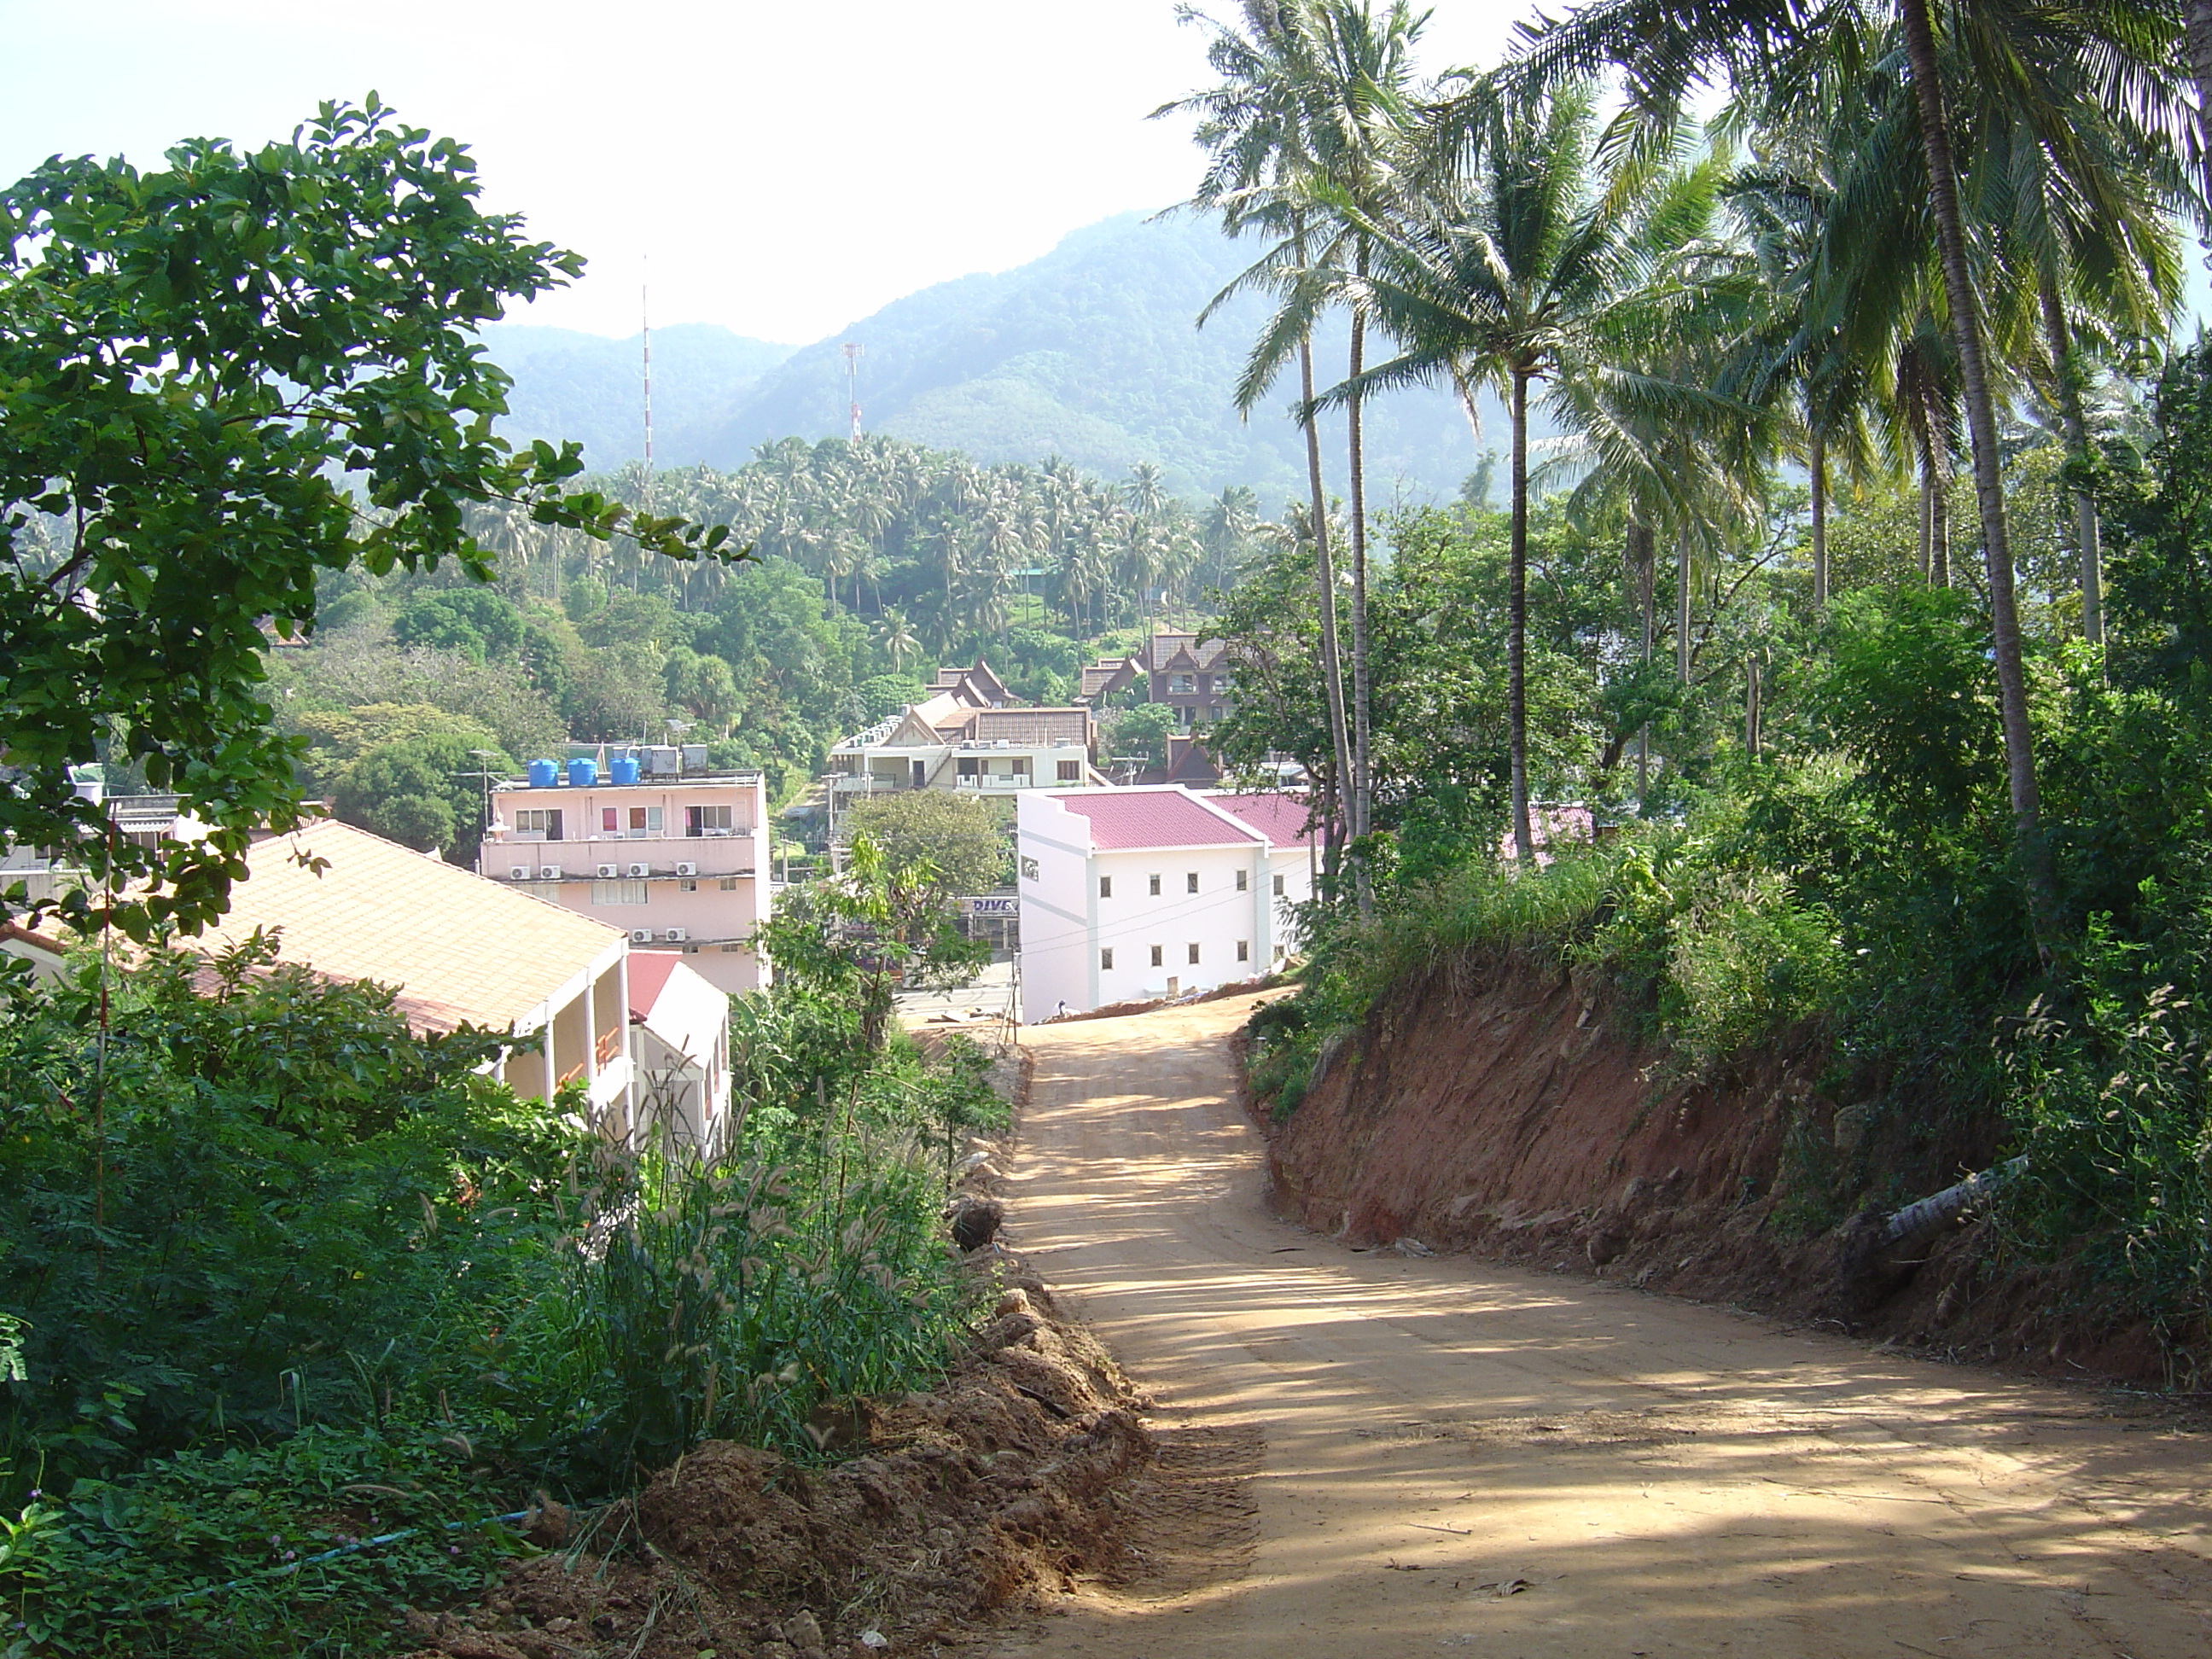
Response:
[403, 1278, 1158, 1659]
[1259, 953, 2174, 1384]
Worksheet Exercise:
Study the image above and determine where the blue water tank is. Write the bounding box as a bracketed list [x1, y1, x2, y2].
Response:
[527, 759, 559, 789]
[567, 757, 597, 789]
[611, 754, 640, 785]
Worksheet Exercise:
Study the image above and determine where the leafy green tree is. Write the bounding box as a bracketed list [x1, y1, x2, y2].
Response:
[1103, 701, 1183, 769]
[332, 731, 510, 861]
[0, 99, 736, 934]
[842, 790, 1010, 901]
[391, 587, 525, 661]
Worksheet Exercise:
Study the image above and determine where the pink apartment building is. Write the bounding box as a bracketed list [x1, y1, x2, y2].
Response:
[477, 753, 771, 995]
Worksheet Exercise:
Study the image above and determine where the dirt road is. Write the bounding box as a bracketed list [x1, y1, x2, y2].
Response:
[981, 995, 2212, 1658]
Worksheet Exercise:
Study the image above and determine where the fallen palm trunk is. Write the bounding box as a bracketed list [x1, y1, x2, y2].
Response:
[1878, 1155, 2028, 1251]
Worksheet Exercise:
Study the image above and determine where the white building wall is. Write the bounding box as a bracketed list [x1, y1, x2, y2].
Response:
[1017, 791, 1275, 1022]
[1091, 844, 1266, 1006]
[1015, 794, 1097, 1024]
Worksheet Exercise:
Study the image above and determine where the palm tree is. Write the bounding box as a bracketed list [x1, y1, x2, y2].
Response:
[1509, 0, 2193, 917]
[1301, 0, 1427, 850]
[1158, 0, 1358, 872]
[1326, 84, 1748, 862]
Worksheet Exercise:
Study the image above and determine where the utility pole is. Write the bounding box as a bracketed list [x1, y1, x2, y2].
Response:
[841, 341, 863, 442]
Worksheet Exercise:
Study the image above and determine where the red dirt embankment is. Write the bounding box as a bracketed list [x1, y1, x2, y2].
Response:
[1261, 954, 2169, 1382]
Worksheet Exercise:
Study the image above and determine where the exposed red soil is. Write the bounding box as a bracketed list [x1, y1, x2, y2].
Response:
[1258, 952, 2179, 1386]
[402, 1277, 1176, 1659]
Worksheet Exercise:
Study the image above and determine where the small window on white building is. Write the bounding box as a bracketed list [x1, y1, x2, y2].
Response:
[1100, 947, 1115, 970]
[1099, 875, 1113, 899]
[1237, 940, 1249, 962]
[1057, 760, 1082, 782]
[721, 942, 743, 953]
[1187, 942, 1201, 964]
[719, 876, 740, 891]
[591, 880, 648, 906]
[678, 878, 698, 893]
[1148, 873, 1161, 896]
[1185, 871, 1199, 893]
[1235, 868, 1248, 891]
[1150, 944, 1163, 967]
[1272, 872, 1285, 896]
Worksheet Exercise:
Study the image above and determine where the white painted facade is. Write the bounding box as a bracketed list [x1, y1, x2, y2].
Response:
[478, 771, 771, 994]
[1015, 789, 1315, 1023]
[627, 952, 735, 1156]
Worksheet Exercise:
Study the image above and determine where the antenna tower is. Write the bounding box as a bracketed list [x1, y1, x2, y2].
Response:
[841, 341, 864, 441]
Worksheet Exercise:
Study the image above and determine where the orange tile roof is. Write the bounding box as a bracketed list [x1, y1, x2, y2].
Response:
[192, 820, 625, 1033]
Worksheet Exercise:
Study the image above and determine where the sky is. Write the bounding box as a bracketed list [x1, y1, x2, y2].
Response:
[2, 0, 1534, 345]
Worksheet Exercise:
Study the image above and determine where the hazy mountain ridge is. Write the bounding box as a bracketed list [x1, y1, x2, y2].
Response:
[488, 213, 1504, 505]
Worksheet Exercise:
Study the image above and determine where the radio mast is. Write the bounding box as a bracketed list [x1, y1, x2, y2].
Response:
[841, 341, 863, 441]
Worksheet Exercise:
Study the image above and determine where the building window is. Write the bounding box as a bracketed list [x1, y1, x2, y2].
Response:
[719, 876, 740, 891]
[1187, 942, 1201, 964]
[590, 880, 648, 906]
[958, 757, 982, 777]
[1237, 940, 1249, 962]
[602, 807, 620, 834]
[1148, 873, 1161, 896]
[1272, 873, 1285, 896]
[1167, 976, 1180, 996]
[1057, 760, 1081, 782]
[1011, 756, 1031, 777]
[1150, 945, 1163, 967]
[1235, 868, 1248, 891]
[1100, 947, 1115, 970]
[1099, 875, 1113, 899]
[686, 805, 732, 835]
[721, 942, 743, 952]
[625, 806, 663, 837]
[515, 808, 562, 840]
[1022, 854, 1040, 881]
[1185, 871, 1199, 894]
[678, 878, 698, 893]
[1169, 674, 1196, 694]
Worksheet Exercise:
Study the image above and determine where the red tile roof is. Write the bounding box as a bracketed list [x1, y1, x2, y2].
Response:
[1049, 789, 1262, 852]
[626, 949, 682, 1019]
[1202, 792, 1319, 849]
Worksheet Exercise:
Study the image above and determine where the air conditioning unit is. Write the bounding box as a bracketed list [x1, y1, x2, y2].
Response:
[674, 861, 698, 877]
[509, 865, 531, 881]
[626, 862, 649, 878]
[629, 928, 653, 944]
[538, 864, 562, 880]
[596, 862, 620, 879]
[662, 928, 689, 943]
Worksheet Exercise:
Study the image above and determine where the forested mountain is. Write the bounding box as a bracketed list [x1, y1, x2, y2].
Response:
[487, 213, 1503, 504]
[480, 322, 795, 466]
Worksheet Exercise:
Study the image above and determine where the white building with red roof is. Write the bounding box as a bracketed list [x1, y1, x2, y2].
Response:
[1015, 786, 1316, 1022]
[627, 951, 734, 1155]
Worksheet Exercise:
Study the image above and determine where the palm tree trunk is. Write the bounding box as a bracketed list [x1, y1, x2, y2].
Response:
[2039, 277, 2104, 646]
[1676, 532, 1692, 684]
[1347, 242, 1374, 860]
[1808, 426, 1829, 609]
[1300, 332, 1355, 886]
[1508, 368, 1534, 865]
[1898, 0, 2050, 915]
[1629, 520, 1655, 793]
[1928, 416, 1951, 589]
